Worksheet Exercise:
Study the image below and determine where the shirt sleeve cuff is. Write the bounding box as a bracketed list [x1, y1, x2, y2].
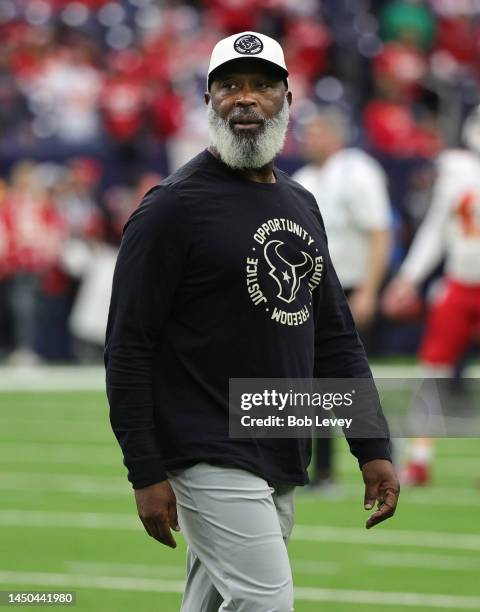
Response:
[126, 458, 168, 489]
[347, 438, 392, 468]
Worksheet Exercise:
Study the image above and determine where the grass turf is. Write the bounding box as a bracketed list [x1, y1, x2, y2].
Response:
[0, 390, 479, 611]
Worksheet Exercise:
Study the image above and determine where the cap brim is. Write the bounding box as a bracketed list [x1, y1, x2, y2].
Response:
[208, 57, 289, 90]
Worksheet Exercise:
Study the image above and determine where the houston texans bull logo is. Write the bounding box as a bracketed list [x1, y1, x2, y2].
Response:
[234, 34, 264, 55]
[264, 240, 314, 303]
[245, 217, 324, 326]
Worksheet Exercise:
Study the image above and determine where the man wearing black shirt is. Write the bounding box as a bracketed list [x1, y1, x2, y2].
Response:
[105, 31, 400, 612]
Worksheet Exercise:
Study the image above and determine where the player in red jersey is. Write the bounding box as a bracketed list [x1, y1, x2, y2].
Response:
[383, 106, 480, 485]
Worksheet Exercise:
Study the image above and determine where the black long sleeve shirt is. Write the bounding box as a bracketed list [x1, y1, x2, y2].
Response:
[105, 149, 391, 489]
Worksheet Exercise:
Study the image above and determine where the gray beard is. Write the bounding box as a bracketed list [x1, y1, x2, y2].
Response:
[207, 98, 290, 170]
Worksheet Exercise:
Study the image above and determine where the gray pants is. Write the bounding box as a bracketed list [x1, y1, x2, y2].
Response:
[167, 462, 296, 612]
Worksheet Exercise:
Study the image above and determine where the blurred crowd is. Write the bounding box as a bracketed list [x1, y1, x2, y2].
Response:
[1, 0, 480, 363]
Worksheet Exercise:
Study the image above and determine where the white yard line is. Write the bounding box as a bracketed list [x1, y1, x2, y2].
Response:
[299, 482, 480, 507]
[370, 491, 480, 508]
[337, 455, 480, 474]
[67, 559, 339, 577]
[0, 510, 139, 530]
[1, 470, 479, 506]
[0, 570, 184, 594]
[0, 570, 479, 608]
[0, 473, 128, 495]
[63, 554, 480, 578]
[365, 551, 480, 572]
[294, 586, 480, 608]
[9, 442, 476, 467]
[0, 364, 479, 391]
[291, 560, 339, 575]
[292, 525, 480, 551]
[369, 458, 480, 476]
[371, 364, 480, 379]
[2, 510, 480, 551]
[0, 366, 106, 391]
[1, 443, 477, 475]
[65, 561, 185, 578]
[0, 442, 116, 464]
[69, 554, 479, 579]
[0, 417, 105, 425]
[65, 551, 480, 578]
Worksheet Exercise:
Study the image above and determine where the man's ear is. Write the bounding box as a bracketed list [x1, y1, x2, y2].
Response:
[204, 92, 210, 105]
[286, 90, 292, 107]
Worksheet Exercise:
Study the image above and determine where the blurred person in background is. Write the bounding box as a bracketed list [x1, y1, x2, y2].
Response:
[293, 107, 392, 492]
[101, 50, 147, 151]
[26, 41, 102, 146]
[363, 1, 441, 170]
[379, 0, 436, 52]
[54, 157, 108, 360]
[363, 42, 441, 160]
[0, 161, 65, 364]
[61, 168, 160, 360]
[382, 104, 480, 486]
[56, 158, 103, 238]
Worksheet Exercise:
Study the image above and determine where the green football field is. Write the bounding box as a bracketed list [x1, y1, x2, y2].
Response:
[1, 380, 479, 611]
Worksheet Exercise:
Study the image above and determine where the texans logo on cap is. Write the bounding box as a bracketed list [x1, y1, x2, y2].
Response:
[234, 34, 263, 55]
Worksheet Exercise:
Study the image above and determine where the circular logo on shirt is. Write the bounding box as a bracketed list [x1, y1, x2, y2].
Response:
[234, 34, 264, 55]
[245, 218, 324, 326]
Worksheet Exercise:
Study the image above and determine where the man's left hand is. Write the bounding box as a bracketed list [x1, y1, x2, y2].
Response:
[361, 459, 400, 529]
[348, 287, 376, 329]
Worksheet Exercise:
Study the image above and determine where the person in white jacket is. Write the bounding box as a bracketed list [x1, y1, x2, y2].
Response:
[293, 108, 392, 490]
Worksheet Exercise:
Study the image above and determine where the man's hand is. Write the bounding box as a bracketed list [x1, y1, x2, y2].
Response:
[381, 276, 420, 320]
[348, 286, 377, 329]
[361, 459, 400, 529]
[134, 480, 180, 548]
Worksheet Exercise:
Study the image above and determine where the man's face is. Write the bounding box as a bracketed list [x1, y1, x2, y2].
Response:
[205, 61, 292, 170]
[302, 118, 343, 164]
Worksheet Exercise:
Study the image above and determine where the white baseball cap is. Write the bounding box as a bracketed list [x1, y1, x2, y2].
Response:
[207, 31, 289, 90]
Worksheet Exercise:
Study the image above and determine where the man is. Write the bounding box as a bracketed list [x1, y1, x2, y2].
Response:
[293, 109, 392, 330]
[293, 109, 392, 490]
[383, 105, 480, 486]
[105, 31, 400, 611]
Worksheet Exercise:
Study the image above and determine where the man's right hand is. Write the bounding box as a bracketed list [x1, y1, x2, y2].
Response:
[134, 480, 180, 548]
